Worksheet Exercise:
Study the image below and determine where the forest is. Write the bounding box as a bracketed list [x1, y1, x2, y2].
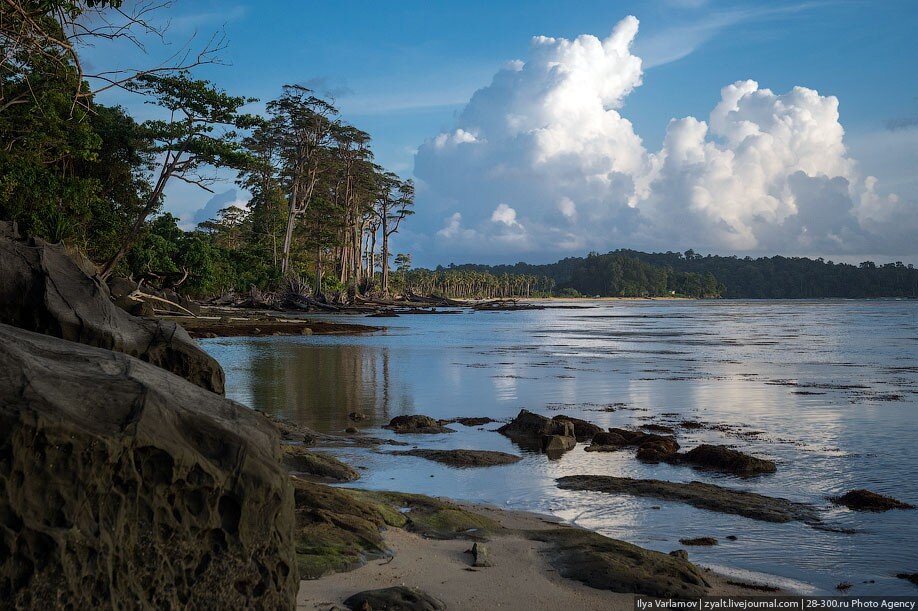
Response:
[456, 250, 918, 299]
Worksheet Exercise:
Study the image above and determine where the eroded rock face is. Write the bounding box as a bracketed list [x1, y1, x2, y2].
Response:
[0, 324, 297, 609]
[0, 235, 224, 393]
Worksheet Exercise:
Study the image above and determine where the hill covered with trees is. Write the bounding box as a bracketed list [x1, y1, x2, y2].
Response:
[451, 250, 918, 299]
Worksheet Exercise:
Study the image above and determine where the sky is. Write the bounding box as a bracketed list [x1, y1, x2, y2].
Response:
[88, 0, 918, 267]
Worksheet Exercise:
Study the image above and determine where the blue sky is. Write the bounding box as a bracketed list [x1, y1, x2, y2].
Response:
[90, 0, 917, 265]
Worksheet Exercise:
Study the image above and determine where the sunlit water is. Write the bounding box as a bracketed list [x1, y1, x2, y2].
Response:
[201, 300, 918, 594]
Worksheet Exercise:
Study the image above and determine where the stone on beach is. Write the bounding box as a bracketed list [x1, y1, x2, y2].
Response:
[343, 586, 446, 610]
[472, 542, 493, 567]
[0, 323, 296, 609]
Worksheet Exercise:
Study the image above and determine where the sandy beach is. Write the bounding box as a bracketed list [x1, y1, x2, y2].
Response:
[297, 500, 784, 610]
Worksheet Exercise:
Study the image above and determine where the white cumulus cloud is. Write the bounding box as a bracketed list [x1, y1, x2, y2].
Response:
[413, 16, 916, 262]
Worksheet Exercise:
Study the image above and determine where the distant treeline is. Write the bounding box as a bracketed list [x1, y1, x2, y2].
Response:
[449, 250, 918, 299]
[445, 252, 721, 298]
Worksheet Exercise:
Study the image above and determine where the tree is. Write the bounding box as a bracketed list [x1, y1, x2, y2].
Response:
[266, 84, 338, 275]
[374, 172, 414, 295]
[99, 72, 257, 278]
[394, 253, 411, 273]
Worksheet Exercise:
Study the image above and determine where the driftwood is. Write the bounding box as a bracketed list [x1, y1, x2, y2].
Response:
[129, 290, 198, 318]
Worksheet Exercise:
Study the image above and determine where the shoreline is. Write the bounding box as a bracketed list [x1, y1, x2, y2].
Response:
[296, 494, 789, 609]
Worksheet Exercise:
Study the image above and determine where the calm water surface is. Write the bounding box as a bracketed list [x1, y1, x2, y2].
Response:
[201, 300, 918, 594]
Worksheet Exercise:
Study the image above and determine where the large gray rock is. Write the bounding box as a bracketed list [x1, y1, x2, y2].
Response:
[0, 235, 224, 394]
[0, 324, 297, 609]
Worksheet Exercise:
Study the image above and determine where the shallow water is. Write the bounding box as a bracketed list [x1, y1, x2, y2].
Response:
[202, 300, 918, 594]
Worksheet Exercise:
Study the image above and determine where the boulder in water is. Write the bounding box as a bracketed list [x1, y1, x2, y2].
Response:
[832, 489, 914, 511]
[384, 415, 455, 434]
[677, 444, 776, 476]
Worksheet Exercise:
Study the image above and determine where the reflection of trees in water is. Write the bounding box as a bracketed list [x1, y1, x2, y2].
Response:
[246, 343, 412, 431]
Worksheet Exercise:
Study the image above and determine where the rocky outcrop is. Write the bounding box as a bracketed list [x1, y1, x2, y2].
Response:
[676, 445, 776, 476]
[391, 449, 521, 468]
[585, 428, 680, 462]
[497, 409, 577, 455]
[551, 415, 604, 441]
[0, 323, 296, 609]
[531, 528, 710, 598]
[831, 489, 914, 511]
[0, 234, 224, 393]
[557, 475, 820, 525]
[385, 415, 455, 434]
[343, 586, 446, 611]
[282, 445, 360, 482]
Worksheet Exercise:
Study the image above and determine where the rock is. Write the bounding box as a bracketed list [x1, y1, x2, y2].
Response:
[679, 537, 718, 546]
[541, 434, 577, 453]
[836, 582, 853, 591]
[669, 550, 689, 561]
[726, 535, 738, 541]
[350, 490, 501, 541]
[0, 323, 296, 609]
[438, 416, 497, 427]
[679, 420, 705, 429]
[348, 411, 367, 422]
[106, 275, 139, 300]
[677, 445, 776, 476]
[343, 586, 445, 611]
[291, 480, 398, 579]
[345, 427, 358, 434]
[636, 436, 680, 463]
[497, 409, 574, 446]
[391, 449, 521, 468]
[0, 220, 20, 239]
[0, 235, 224, 393]
[896, 573, 918, 586]
[831, 489, 914, 511]
[551, 415, 604, 441]
[282, 445, 360, 482]
[557, 475, 820, 525]
[472, 542, 492, 567]
[585, 427, 679, 462]
[384, 415, 455, 435]
[642, 424, 676, 434]
[531, 528, 710, 598]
